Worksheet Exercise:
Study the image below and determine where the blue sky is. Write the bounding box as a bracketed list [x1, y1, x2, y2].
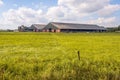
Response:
[0, 0, 57, 12]
[0, 0, 120, 29]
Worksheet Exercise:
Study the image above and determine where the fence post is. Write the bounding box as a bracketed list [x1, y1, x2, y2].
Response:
[78, 51, 80, 60]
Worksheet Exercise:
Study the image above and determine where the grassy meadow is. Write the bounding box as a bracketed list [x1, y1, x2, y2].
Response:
[0, 32, 120, 80]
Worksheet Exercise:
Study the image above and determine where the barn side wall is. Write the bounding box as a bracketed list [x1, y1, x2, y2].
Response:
[60, 29, 106, 32]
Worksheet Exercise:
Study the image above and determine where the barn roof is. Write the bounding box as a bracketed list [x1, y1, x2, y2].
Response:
[51, 22, 106, 30]
[31, 24, 46, 29]
[18, 25, 32, 29]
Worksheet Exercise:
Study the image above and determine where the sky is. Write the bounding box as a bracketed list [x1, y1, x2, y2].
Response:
[0, 0, 120, 29]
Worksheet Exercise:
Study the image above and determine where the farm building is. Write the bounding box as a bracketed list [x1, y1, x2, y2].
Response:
[18, 25, 33, 32]
[43, 22, 106, 32]
[18, 24, 46, 32]
[30, 24, 46, 32]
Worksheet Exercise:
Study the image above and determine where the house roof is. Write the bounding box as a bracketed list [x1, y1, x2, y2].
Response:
[31, 24, 46, 29]
[51, 22, 106, 30]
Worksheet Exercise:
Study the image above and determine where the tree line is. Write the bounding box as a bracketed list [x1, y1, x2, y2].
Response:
[0, 29, 14, 32]
[107, 25, 120, 32]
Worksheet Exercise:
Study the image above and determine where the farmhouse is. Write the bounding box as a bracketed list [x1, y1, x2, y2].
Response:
[43, 22, 106, 32]
[30, 24, 46, 32]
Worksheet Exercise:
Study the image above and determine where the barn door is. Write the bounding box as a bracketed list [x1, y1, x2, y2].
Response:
[49, 28, 52, 32]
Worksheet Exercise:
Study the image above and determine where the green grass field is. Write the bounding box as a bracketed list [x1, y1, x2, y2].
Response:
[0, 32, 120, 80]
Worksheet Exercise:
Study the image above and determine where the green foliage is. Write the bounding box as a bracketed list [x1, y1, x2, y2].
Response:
[0, 32, 120, 80]
[107, 25, 120, 32]
[0, 29, 14, 32]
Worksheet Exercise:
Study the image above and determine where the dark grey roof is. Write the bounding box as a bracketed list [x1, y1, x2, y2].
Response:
[31, 24, 46, 29]
[51, 22, 106, 30]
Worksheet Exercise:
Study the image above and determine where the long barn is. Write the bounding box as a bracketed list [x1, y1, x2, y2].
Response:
[42, 22, 106, 32]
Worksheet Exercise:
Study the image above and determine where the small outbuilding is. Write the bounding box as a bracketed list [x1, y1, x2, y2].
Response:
[43, 22, 106, 32]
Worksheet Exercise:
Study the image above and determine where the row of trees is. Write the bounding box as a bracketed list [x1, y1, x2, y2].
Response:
[107, 25, 120, 32]
[0, 29, 14, 32]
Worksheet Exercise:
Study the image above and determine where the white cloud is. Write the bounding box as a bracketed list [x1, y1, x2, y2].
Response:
[0, 0, 3, 7]
[0, 0, 120, 29]
[46, 6, 65, 21]
[0, 7, 47, 29]
[58, 0, 110, 13]
[86, 17, 118, 27]
[46, 0, 120, 27]
[98, 4, 120, 16]
[46, 5, 91, 22]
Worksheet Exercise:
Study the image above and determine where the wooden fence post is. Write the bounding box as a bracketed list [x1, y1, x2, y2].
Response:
[78, 51, 80, 60]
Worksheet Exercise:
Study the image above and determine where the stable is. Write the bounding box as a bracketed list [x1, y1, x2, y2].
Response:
[43, 22, 106, 32]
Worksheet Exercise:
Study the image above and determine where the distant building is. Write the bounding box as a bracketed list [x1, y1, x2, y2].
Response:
[18, 22, 106, 32]
[18, 25, 33, 32]
[18, 24, 46, 32]
[30, 24, 46, 32]
[42, 22, 106, 32]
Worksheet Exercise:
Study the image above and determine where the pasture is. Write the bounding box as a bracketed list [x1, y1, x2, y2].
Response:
[0, 32, 120, 80]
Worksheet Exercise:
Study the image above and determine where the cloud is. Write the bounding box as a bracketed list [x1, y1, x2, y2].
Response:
[98, 4, 120, 16]
[86, 17, 118, 27]
[46, 5, 91, 22]
[0, 0, 120, 29]
[58, 0, 110, 13]
[46, 0, 120, 27]
[0, 7, 47, 29]
[0, 0, 3, 7]
[46, 6, 65, 21]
